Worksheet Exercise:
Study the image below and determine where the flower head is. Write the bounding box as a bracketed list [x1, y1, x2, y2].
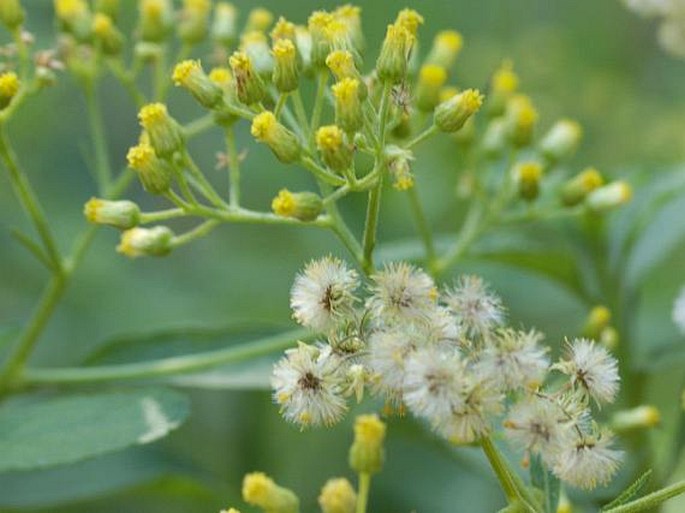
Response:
[445, 275, 505, 339]
[318, 478, 357, 513]
[367, 262, 437, 323]
[555, 338, 620, 404]
[290, 256, 359, 332]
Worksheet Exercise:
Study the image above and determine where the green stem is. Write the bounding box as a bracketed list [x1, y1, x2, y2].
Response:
[139, 208, 186, 224]
[13, 28, 30, 79]
[183, 114, 215, 139]
[225, 127, 240, 207]
[84, 79, 112, 193]
[0, 125, 62, 269]
[309, 71, 328, 149]
[107, 59, 146, 108]
[182, 152, 229, 208]
[356, 473, 371, 513]
[300, 156, 347, 186]
[274, 93, 288, 118]
[292, 89, 310, 135]
[171, 219, 220, 248]
[20, 328, 309, 386]
[434, 200, 484, 275]
[407, 185, 436, 267]
[404, 124, 439, 150]
[604, 480, 685, 513]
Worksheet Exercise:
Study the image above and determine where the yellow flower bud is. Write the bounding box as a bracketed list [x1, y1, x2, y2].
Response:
[612, 405, 661, 432]
[138, 0, 173, 42]
[229, 50, 267, 105]
[211, 2, 238, 46]
[481, 119, 507, 157]
[415, 64, 448, 112]
[489, 60, 519, 116]
[561, 167, 604, 206]
[394, 8, 424, 37]
[434, 88, 484, 133]
[0, 72, 20, 110]
[251, 111, 301, 163]
[349, 414, 386, 475]
[240, 31, 273, 76]
[208, 67, 239, 126]
[318, 478, 357, 513]
[326, 50, 367, 99]
[425, 30, 463, 69]
[332, 78, 363, 134]
[54, 0, 92, 40]
[272, 39, 300, 93]
[117, 226, 174, 258]
[586, 181, 632, 211]
[271, 16, 296, 42]
[316, 125, 353, 172]
[504, 94, 537, 147]
[242, 472, 299, 513]
[178, 0, 211, 44]
[245, 7, 274, 33]
[84, 198, 140, 229]
[386, 145, 415, 190]
[271, 189, 323, 222]
[308, 11, 336, 68]
[514, 161, 543, 202]
[138, 103, 184, 158]
[376, 23, 411, 84]
[334, 4, 364, 51]
[92, 13, 124, 55]
[0, 0, 24, 30]
[173, 60, 223, 109]
[583, 305, 611, 339]
[126, 142, 173, 194]
[540, 119, 582, 162]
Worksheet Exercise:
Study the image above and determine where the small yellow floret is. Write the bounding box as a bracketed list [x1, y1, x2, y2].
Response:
[322, 18, 346, 41]
[326, 50, 354, 76]
[183, 0, 210, 13]
[93, 13, 113, 36]
[319, 478, 356, 513]
[83, 198, 103, 223]
[246, 8, 273, 32]
[518, 162, 542, 182]
[579, 167, 604, 189]
[394, 175, 414, 190]
[55, 0, 88, 18]
[439, 86, 459, 103]
[142, 0, 163, 18]
[271, 16, 296, 41]
[354, 414, 386, 446]
[419, 64, 447, 86]
[510, 94, 537, 127]
[316, 125, 343, 150]
[436, 30, 463, 51]
[209, 67, 232, 86]
[0, 72, 20, 98]
[332, 78, 359, 102]
[242, 472, 274, 504]
[272, 189, 296, 217]
[272, 38, 295, 59]
[172, 59, 200, 86]
[251, 111, 277, 140]
[229, 51, 251, 71]
[462, 88, 485, 112]
[334, 4, 361, 21]
[126, 143, 155, 169]
[395, 8, 424, 36]
[138, 103, 168, 128]
[493, 60, 519, 94]
[589, 305, 611, 326]
[308, 11, 334, 31]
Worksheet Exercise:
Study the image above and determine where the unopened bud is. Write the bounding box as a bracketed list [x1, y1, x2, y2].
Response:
[126, 142, 173, 194]
[376, 23, 411, 84]
[92, 13, 124, 55]
[514, 161, 543, 201]
[272, 39, 300, 93]
[138, 103, 184, 158]
[229, 51, 267, 105]
[612, 405, 661, 431]
[178, 0, 211, 44]
[489, 60, 519, 116]
[326, 50, 367, 99]
[0, 0, 25, 30]
[434, 88, 484, 133]
[242, 472, 299, 513]
[211, 2, 238, 46]
[240, 31, 273, 77]
[270, 17, 296, 43]
[55, 0, 92, 40]
[272, 189, 323, 222]
[561, 167, 604, 206]
[349, 414, 386, 475]
[308, 11, 336, 69]
[425, 30, 463, 69]
[386, 145, 415, 190]
[332, 78, 363, 134]
[318, 478, 357, 513]
[245, 8, 273, 33]
[583, 305, 611, 339]
[394, 8, 424, 37]
[600, 326, 619, 351]
[316, 125, 353, 172]
[504, 94, 537, 147]
[540, 119, 582, 162]
[84, 198, 140, 229]
[334, 5, 364, 51]
[251, 111, 301, 163]
[415, 64, 448, 112]
[481, 118, 507, 157]
[138, 0, 173, 43]
[173, 60, 222, 109]
[117, 226, 173, 258]
[0, 72, 20, 110]
[586, 181, 632, 211]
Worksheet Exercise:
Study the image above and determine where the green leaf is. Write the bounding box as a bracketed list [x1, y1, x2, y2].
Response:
[530, 454, 560, 513]
[602, 469, 653, 511]
[0, 388, 190, 472]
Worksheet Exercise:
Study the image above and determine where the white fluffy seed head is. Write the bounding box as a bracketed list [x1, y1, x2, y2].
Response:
[367, 328, 418, 396]
[555, 338, 620, 405]
[552, 429, 623, 490]
[290, 256, 360, 332]
[367, 262, 438, 324]
[444, 275, 505, 340]
[271, 342, 348, 428]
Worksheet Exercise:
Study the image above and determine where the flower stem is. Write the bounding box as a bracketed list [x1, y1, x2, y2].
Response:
[20, 328, 309, 386]
[407, 185, 436, 267]
[171, 219, 220, 248]
[604, 480, 685, 513]
[84, 79, 112, 194]
[404, 124, 438, 150]
[225, 127, 241, 207]
[309, 70, 328, 149]
[356, 473, 371, 513]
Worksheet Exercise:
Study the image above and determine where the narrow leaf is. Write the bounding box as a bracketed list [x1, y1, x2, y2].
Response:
[602, 469, 653, 511]
[530, 454, 561, 513]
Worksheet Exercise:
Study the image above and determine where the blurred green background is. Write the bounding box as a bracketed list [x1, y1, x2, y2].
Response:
[1, 1, 684, 512]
